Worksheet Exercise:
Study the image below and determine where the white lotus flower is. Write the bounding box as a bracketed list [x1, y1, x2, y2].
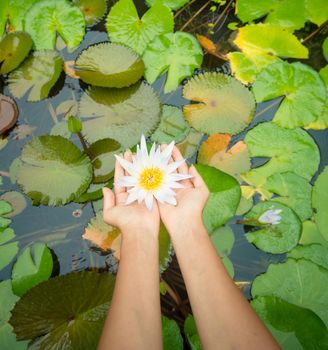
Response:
[114, 135, 192, 210]
[258, 207, 283, 225]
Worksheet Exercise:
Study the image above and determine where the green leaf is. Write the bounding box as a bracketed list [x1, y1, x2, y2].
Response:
[143, 31, 203, 93]
[24, 0, 86, 50]
[0, 200, 12, 216]
[0, 280, 19, 324]
[251, 296, 328, 349]
[300, 220, 328, 247]
[176, 128, 203, 159]
[0, 323, 27, 350]
[312, 166, 328, 241]
[305, 0, 328, 26]
[252, 258, 328, 326]
[79, 83, 161, 148]
[12, 243, 53, 296]
[245, 201, 301, 254]
[75, 42, 144, 88]
[227, 51, 257, 84]
[0, 191, 27, 218]
[67, 116, 82, 134]
[252, 61, 326, 128]
[242, 122, 320, 188]
[50, 120, 71, 139]
[0, 32, 32, 74]
[106, 0, 174, 55]
[146, 0, 189, 10]
[8, 50, 63, 102]
[151, 105, 190, 144]
[16, 135, 93, 206]
[0, 241, 19, 271]
[209, 226, 235, 256]
[195, 164, 241, 232]
[183, 72, 255, 135]
[10, 271, 116, 348]
[162, 316, 183, 350]
[288, 244, 328, 270]
[323, 37, 328, 61]
[184, 315, 202, 350]
[261, 172, 312, 221]
[73, 0, 107, 25]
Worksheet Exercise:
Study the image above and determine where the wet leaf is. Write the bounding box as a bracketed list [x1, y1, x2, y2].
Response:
[0, 94, 18, 135]
[183, 72, 255, 135]
[288, 244, 328, 270]
[76, 42, 144, 88]
[197, 133, 250, 181]
[146, 0, 189, 10]
[106, 0, 174, 55]
[252, 61, 326, 128]
[176, 128, 203, 159]
[312, 166, 328, 241]
[0, 32, 32, 74]
[25, 0, 86, 50]
[196, 34, 217, 53]
[252, 258, 328, 327]
[79, 83, 161, 148]
[73, 0, 107, 25]
[252, 296, 328, 349]
[162, 316, 183, 350]
[300, 221, 328, 247]
[245, 201, 301, 254]
[12, 243, 53, 296]
[16, 135, 93, 206]
[10, 271, 116, 349]
[8, 51, 63, 102]
[0, 191, 26, 218]
[184, 315, 202, 350]
[0, 227, 19, 272]
[242, 122, 320, 188]
[143, 31, 203, 93]
[227, 51, 257, 84]
[235, 185, 254, 215]
[151, 105, 190, 144]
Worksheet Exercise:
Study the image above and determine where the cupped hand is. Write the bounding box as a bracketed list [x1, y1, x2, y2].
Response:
[102, 151, 160, 238]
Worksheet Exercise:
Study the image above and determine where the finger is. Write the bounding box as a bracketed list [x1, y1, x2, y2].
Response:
[189, 165, 207, 189]
[102, 187, 115, 212]
[123, 150, 133, 175]
[114, 153, 126, 195]
[171, 146, 193, 188]
[115, 150, 133, 204]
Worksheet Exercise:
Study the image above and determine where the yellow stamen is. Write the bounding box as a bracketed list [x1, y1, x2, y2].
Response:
[139, 167, 164, 191]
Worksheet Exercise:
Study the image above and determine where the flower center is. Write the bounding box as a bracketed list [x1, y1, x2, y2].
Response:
[139, 167, 164, 191]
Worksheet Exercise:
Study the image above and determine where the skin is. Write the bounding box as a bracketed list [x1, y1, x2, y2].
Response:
[98, 147, 280, 350]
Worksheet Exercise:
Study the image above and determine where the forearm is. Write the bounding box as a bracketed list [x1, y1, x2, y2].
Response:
[171, 221, 279, 350]
[98, 231, 163, 350]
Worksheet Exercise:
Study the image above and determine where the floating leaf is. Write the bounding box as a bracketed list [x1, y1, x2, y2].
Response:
[288, 244, 328, 270]
[73, 0, 107, 25]
[151, 105, 190, 144]
[56, 99, 78, 117]
[183, 72, 255, 135]
[12, 243, 53, 296]
[305, 0, 328, 26]
[24, 0, 86, 50]
[184, 315, 202, 350]
[176, 128, 203, 159]
[16, 135, 93, 206]
[252, 296, 328, 349]
[8, 51, 63, 102]
[0, 94, 18, 135]
[242, 122, 320, 189]
[106, 0, 174, 55]
[252, 258, 328, 327]
[162, 316, 183, 350]
[143, 31, 203, 93]
[197, 133, 250, 181]
[227, 51, 257, 84]
[0, 32, 32, 74]
[10, 271, 116, 348]
[79, 83, 161, 148]
[323, 37, 328, 61]
[252, 61, 326, 128]
[50, 120, 71, 139]
[312, 166, 328, 241]
[235, 185, 254, 215]
[146, 0, 189, 10]
[0, 228, 19, 271]
[0, 191, 26, 218]
[195, 164, 241, 232]
[0, 323, 27, 350]
[300, 220, 328, 247]
[0, 200, 12, 227]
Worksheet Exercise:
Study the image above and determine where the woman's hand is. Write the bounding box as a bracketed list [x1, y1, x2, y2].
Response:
[102, 150, 160, 238]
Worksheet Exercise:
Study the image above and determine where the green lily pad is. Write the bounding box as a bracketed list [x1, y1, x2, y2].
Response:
[251, 258, 328, 327]
[50, 120, 71, 139]
[227, 51, 257, 84]
[0, 32, 32, 74]
[24, 0, 86, 50]
[251, 296, 328, 349]
[261, 172, 312, 221]
[195, 164, 241, 232]
[79, 83, 161, 148]
[312, 166, 328, 241]
[184, 315, 202, 350]
[75, 42, 144, 88]
[12, 243, 53, 296]
[300, 220, 328, 247]
[0, 323, 27, 350]
[162, 316, 183, 350]
[10, 271, 116, 348]
[252, 61, 326, 128]
[176, 128, 203, 159]
[0, 191, 27, 218]
[106, 0, 174, 55]
[305, 0, 328, 26]
[143, 31, 203, 93]
[16, 135, 93, 206]
[245, 201, 301, 254]
[73, 0, 107, 25]
[146, 0, 189, 10]
[183, 72, 255, 135]
[151, 105, 190, 144]
[288, 244, 328, 270]
[0, 228, 19, 272]
[8, 50, 63, 102]
[242, 122, 320, 188]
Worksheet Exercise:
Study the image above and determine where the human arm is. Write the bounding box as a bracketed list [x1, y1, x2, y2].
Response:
[97, 151, 163, 350]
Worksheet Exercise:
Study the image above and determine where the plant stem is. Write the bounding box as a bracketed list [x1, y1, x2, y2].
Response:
[302, 20, 328, 43]
[174, 0, 197, 18]
[77, 132, 88, 152]
[212, 0, 234, 28]
[180, 0, 212, 32]
[160, 277, 188, 317]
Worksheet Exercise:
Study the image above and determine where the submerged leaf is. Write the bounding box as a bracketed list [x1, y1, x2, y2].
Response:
[79, 83, 161, 148]
[16, 135, 93, 206]
[143, 31, 203, 93]
[183, 72, 255, 135]
[8, 51, 63, 102]
[73, 0, 107, 25]
[75, 42, 144, 88]
[0, 94, 18, 135]
[106, 0, 174, 55]
[0, 32, 32, 74]
[146, 0, 189, 10]
[24, 0, 85, 50]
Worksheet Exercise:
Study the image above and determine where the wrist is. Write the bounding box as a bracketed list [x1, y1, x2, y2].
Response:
[168, 218, 208, 243]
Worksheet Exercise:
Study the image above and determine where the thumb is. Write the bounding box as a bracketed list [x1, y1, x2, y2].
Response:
[102, 187, 115, 212]
[189, 165, 207, 189]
